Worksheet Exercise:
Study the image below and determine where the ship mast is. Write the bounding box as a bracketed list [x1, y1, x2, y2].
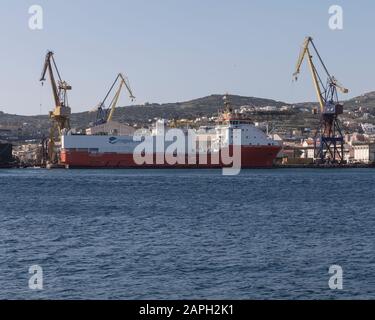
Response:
[223, 93, 233, 113]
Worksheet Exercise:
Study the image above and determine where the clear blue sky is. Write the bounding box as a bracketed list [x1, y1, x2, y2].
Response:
[0, 0, 374, 115]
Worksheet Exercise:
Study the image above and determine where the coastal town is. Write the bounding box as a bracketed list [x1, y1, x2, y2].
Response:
[1, 92, 375, 168]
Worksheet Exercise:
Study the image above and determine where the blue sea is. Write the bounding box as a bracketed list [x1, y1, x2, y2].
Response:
[1, 168, 374, 300]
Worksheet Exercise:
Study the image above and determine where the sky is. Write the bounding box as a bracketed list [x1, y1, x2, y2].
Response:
[0, 0, 374, 115]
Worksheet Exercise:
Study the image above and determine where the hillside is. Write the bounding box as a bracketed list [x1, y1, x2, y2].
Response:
[1, 92, 375, 140]
[106, 94, 288, 124]
[345, 91, 375, 109]
[0, 94, 289, 132]
[297, 91, 375, 110]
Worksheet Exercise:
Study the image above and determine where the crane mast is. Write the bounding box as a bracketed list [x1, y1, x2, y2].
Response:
[293, 37, 349, 164]
[40, 51, 72, 165]
[294, 37, 325, 112]
[95, 73, 135, 126]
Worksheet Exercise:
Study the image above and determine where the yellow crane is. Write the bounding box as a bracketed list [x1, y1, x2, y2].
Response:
[40, 51, 72, 164]
[293, 36, 349, 164]
[95, 73, 135, 125]
[294, 37, 348, 112]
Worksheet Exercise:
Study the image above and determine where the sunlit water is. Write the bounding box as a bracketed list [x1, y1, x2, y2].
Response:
[1, 168, 374, 299]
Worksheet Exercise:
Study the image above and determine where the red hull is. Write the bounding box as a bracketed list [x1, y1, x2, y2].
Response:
[60, 146, 281, 168]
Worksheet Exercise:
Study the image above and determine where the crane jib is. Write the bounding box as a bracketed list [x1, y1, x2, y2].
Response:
[94, 73, 135, 126]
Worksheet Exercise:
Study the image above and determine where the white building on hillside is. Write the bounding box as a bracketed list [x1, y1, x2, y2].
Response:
[352, 143, 375, 164]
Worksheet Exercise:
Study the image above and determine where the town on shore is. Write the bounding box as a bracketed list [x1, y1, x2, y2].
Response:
[1, 92, 375, 168]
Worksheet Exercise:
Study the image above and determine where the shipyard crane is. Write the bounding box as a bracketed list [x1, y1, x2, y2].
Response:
[94, 73, 135, 126]
[293, 36, 349, 164]
[40, 51, 72, 164]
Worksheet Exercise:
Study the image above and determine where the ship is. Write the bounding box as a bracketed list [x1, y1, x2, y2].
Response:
[60, 95, 282, 169]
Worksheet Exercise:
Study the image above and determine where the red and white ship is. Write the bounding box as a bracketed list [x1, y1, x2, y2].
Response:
[60, 95, 282, 168]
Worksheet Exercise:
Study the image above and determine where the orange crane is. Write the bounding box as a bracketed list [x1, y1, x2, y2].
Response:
[40, 51, 72, 164]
